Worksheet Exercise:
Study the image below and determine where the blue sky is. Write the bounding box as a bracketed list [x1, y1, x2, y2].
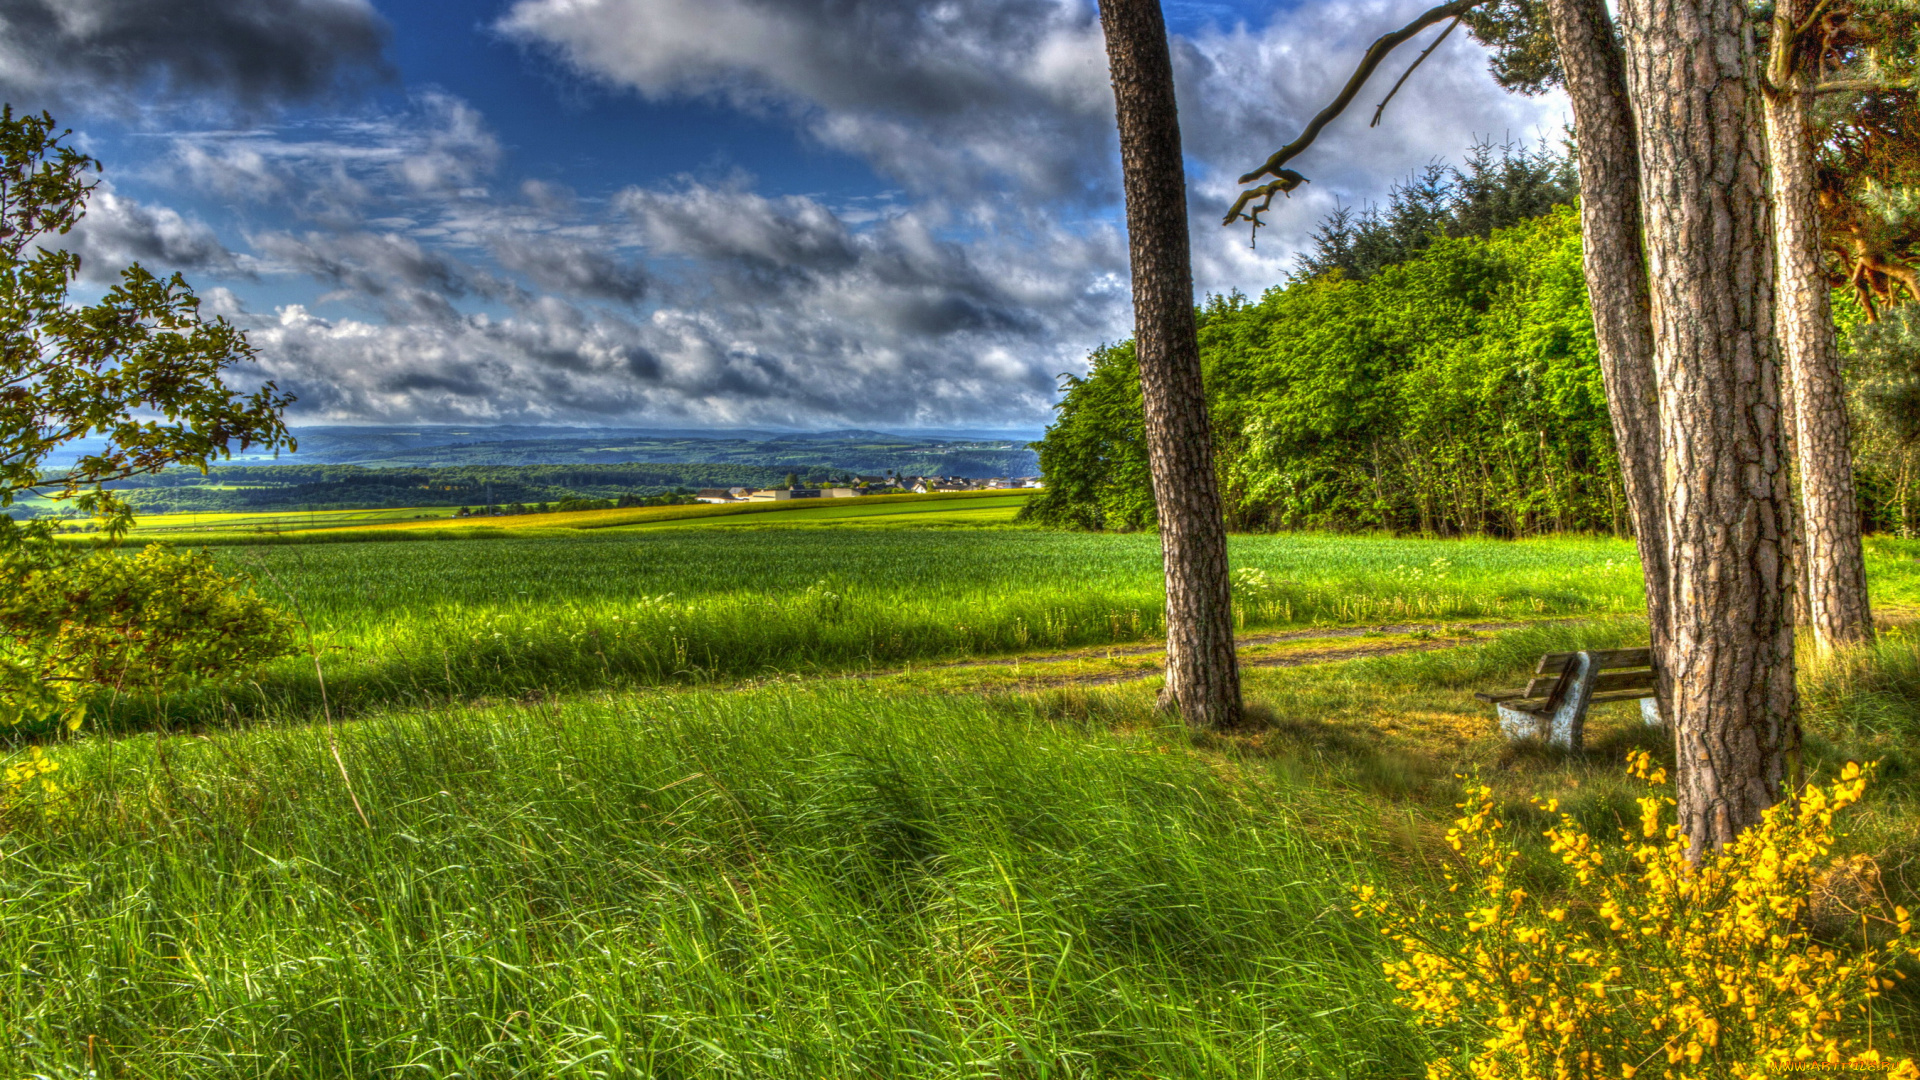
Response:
[10, 0, 1566, 431]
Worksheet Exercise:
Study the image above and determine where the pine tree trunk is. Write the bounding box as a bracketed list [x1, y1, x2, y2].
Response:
[1618, 0, 1799, 859]
[1765, 50, 1875, 653]
[1542, 0, 1674, 721]
[1097, 0, 1243, 730]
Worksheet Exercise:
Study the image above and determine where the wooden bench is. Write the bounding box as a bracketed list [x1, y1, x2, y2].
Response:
[1475, 648, 1663, 750]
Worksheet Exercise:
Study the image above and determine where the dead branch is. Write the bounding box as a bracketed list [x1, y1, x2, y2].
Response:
[1223, 0, 1483, 230]
[1373, 18, 1462, 127]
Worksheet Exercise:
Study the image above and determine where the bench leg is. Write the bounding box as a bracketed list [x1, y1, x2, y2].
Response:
[1545, 652, 1597, 751]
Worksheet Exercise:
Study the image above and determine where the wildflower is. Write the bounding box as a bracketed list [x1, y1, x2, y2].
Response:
[1353, 765, 1917, 1077]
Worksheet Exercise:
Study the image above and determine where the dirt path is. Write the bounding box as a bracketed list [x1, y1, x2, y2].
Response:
[855, 618, 1580, 691]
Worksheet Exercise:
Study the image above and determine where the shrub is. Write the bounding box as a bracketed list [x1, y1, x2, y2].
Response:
[1356, 754, 1917, 1078]
[0, 545, 297, 727]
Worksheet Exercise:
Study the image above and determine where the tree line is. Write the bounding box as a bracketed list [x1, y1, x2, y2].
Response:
[1027, 153, 1920, 541]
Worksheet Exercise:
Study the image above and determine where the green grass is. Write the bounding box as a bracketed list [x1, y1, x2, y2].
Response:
[13, 526, 1920, 1073]
[11, 619, 1920, 1077]
[1, 683, 1411, 1078]
[90, 530, 1667, 729]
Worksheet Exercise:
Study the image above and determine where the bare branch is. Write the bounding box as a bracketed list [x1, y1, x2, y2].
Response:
[1372, 18, 1461, 127]
[1228, 0, 1483, 205]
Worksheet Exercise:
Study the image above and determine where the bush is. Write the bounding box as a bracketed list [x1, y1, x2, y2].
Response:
[1356, 755, 1917, 1078]
[0, 545, 297, 727]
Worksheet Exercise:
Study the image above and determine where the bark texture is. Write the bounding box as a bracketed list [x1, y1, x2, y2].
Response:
[1765, 19, 1875, 653]
[1542, 0, 1674, 721]
[1618, 0, 1799, 859]
[1098, 0, 1243, 730]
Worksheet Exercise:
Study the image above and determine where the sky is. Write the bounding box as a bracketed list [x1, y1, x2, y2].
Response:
[9, 0, 1568, 433]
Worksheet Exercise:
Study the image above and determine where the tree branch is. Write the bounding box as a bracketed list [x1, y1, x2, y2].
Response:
[1229, 0, 1483, 192]
[1808, 78, 1916, 94]
[1372, 18, 1461, 128]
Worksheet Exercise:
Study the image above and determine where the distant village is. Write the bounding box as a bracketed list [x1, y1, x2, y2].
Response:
[693, 475, 1045, 503]
[447, 474, 1044, 518]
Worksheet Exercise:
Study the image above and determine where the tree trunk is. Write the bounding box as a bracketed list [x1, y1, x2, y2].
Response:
[1618, 0, 1799, 859]
[1765, 33, 1875, 653]
[1542, 0, 1674, 722]
[1097, 0, 1243, 730]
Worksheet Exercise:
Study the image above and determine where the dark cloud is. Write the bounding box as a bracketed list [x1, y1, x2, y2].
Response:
[252, 229, 475, 301]
[490, 235, 650, 304]
[59, 189, 246, 283]
[0, 0, 390, 111]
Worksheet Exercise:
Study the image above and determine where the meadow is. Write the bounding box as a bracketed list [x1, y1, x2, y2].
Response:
[9, 518, 1920, 1075]
[8, 617, 1920, 1077]
[111, 526, 1678, 728]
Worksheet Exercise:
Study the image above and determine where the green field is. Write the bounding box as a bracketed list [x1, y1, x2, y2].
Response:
[95, 528, 1665, 728]
[8, 521, 1920, 1075]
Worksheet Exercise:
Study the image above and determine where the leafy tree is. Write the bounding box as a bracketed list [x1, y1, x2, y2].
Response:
[1291, 139, 1575, 281]
[0, 109, 292, 544]
[0, 108, 297, 725]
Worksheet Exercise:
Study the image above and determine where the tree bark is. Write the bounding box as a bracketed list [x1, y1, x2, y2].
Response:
[1097, 0, 1243, 730]
[1765, 20, 1875, 653]
[1618, 0, 1799, 859]
[1541, 0, 1674, 721]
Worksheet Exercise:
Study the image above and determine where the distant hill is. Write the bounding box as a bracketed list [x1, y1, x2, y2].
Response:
[15, 427, 1045, 519]
[195, 425, 1043, 474]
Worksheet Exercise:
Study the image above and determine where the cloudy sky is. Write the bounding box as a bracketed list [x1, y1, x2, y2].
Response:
[16, 0, 1567, 432]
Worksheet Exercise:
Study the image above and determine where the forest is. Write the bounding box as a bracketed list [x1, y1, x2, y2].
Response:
[1024, 143, 1920, 537]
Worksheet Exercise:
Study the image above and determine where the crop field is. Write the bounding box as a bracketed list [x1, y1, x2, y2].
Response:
[126, 505, 460, 534]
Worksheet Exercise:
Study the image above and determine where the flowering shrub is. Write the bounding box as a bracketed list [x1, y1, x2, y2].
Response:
[1355, 754, 1918, 1078]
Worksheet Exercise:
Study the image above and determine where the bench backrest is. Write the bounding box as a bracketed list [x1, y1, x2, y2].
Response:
[1522, 648, 1656, 705]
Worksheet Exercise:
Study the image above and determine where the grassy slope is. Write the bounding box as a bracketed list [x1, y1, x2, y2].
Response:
[8, 618, 1918, 1077]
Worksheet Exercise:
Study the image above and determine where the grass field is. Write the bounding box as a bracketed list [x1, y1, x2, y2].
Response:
[9, 520, 1920, 1074]
[8, 618, 1919, 1076]
[82, 528, 1673, 728]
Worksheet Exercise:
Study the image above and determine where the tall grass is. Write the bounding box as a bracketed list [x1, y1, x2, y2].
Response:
[1, 685, 1416, 1078]
[89, 530, 1654, 729]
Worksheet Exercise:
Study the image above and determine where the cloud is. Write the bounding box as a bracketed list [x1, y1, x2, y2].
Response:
[59, 188, 246, 282]
[0, 0, 390, 111]
[218, 179, 1125, 427]
[99, 3, 1567, 429]
[490, 235, 650, 305]
[159, 92, 504, 226]
[250, 229, 479, 307]
[498, 0, 1114, 201]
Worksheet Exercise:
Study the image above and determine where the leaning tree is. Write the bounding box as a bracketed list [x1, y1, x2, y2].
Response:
[1096, 0, 1243, 730]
